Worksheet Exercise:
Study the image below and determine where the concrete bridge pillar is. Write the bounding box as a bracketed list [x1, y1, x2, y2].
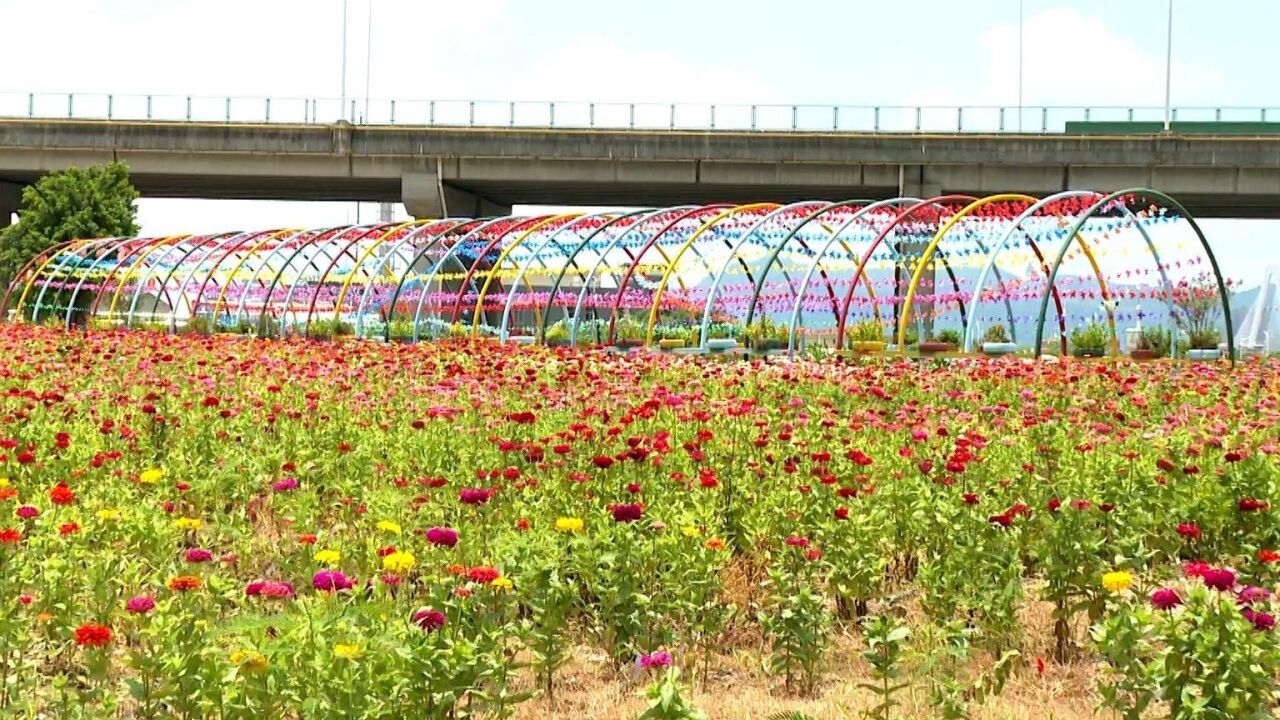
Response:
[401, 169, 511, 220]
[0, 181, 20, 229]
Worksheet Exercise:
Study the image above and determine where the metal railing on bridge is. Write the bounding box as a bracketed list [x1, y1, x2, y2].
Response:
[2, 91, 1278, 134]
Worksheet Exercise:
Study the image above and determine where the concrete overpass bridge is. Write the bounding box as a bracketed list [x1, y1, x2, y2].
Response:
[3, 100, 1280, 223]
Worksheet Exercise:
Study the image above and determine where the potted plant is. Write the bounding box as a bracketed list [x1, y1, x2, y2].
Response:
[613, 316, 646, 349]
[920, 328, 961, 355]
[743, 317, 788, 353]
[1130, 326, 1167, 361]
[1070, 321, 1110, 358]
[387, 318, 416, 343]
[981, 324, 1017, 356]
[543, 320, 573, 348]
[849, 319, 886, 353]
[1188, 328, 1223, 361]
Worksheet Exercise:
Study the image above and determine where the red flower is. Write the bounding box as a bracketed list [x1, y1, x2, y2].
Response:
[962, 492, 979, 505]
[74, 623, 112, 648]
[1257, 549, 1280, 564]
[609, 503, 644, 523]
[467, 566, 500, 584]
[59, 523, 80, 536]
[834, 507, 850, 520]
[49, 483, 76, 506]
[592, 456, 615, 470]
[785, 536, 810, 548]
[0, 528, 20, 544]
[1239, 498, 1269, 512]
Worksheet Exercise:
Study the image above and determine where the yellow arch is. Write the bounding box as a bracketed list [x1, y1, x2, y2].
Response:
[331, 220, 434, 324]
[469, 214, 582, 337]
[207, 228, 306, 322]
[13, 238, 103, 322]
[644, 203, 780, 347]
[104, 235, 191, 324]
[897, 194, 1118, 355]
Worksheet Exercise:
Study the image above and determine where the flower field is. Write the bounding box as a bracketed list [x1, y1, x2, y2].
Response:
[1, 324, 1279, 719]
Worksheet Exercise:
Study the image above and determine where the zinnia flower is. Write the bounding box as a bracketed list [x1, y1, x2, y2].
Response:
[74, 623, 112, 648]
[1238, 586, 1272, 605]
[139, 468, 164, 485]
[15, 505, 38, 519]
[1202, 567, 1236, 591]
[272, 477, 299, 493]
[554, 517, 584, 534]
[312, 569, 353, 592]
[1243, 607, 1276, 631]
[458, 488, 493, 506]
[184, 548, 213, 563]
[382, 550, 416, 574]
[173, 517, 200, 531]
[97, 508, 122, 521]
[1150, 588, 1182, 610]
[468, 566, 500, 584]
[376, 520, 402, 535]
[168, 576, 202, 592]
[491, 576, 513, 591]
[1176, 523, 1201, 540]
[609, 503, 643, 523]
[49, 483, 76, 505]
[411, 608, 447, 632]
[1102, 571, 1134, 593]
[230, 650, 268, 674]
[639, 650, 672, 669]
[0, 528, 20, 544]
[333, 643, 363, 660]
[126, 595, 156, 614]
[314, 549, 341, 565]
[426, 527, 459, 547]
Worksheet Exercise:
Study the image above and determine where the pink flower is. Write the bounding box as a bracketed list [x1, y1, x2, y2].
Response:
[458, 488, 493, 506]
[640, 650, 672, 669]
[184, 548, 213, 563]
[15, 505, 38, 519]
[272, 477, 299, 493]
[1238, 586, 1272, 605]
[1243, 607, 1276, 631]
[126, 595, 156, 614]
[426, 527, 459, 548]
[1202, 567, 1236, 592]
[312, 570, 352, 592]
[1150, 588, 1182, 611]
[411, 608, 446, 632]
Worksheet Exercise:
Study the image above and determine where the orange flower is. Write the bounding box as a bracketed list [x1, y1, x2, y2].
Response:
[0, 488, 17, 502]
[168, 575, 202, 592]
[704, 537, 726, 551]
[446, 563, 465, 576]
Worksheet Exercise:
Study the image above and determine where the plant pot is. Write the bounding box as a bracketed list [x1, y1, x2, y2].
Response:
[918, 341, 957, 355]
[1129, 348, 1158, 361]
[851, 340, 886, 353]
[981, 342, 1018, 356]
[545, 338, 572, 348]
[658, 338, 686, 351]
[1187, 348, 1222, 361]
[706, 338, 738, 354]
[1070, 348, 1106, 358]
[613, 339, 643, 349]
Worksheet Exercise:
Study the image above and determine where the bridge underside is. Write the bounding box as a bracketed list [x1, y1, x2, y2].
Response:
[2, 120, 1280, 218]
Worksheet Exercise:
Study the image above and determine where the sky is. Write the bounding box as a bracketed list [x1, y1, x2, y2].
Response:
[2, 0, 1279, 286]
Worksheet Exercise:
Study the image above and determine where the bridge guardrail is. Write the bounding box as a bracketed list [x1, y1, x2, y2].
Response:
[1, 92, 1277, 133]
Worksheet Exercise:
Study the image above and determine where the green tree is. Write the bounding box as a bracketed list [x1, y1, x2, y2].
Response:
[0, 162, 140, 290]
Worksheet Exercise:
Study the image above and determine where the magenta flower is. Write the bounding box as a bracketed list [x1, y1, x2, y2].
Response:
[126, 595, 156, 614]
[272, 477, 299, 493]
[1244, 607, 1276, 631]
[1150, 588, 1182, 611]
[459, 488, 493, 506]
[1202, 567, 1236, 591]
[184, 548, 213, 563]
[426, 527, 459, 548]
[312, 570, 353, 592]
[260, 581, 295, 599]
[1238, 586, 1272, 605]
[15, 505, 38, 519]
[411, 608, 447, 632]
[640, 650, 672, 669]
[609, 503, 644, 523]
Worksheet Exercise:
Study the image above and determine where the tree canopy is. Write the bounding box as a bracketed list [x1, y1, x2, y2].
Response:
[0, 162, 140, 288]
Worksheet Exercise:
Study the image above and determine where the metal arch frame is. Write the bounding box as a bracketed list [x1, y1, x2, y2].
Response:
[299, 221, 417, 337]
[24, 237, 122, 325]
[779, 198, 922, 356]
[1, 239, 87, 321]
[563, 207, 703, 347]
[63, 235, 183, 328]
[900, 193, 1117, 355]
[335, 219, 460, 329]
[735, 200, 882, 349]
[179, 229, 300, 334]
[961, 190, 1180, 355]
[120, 231, 247, 328]
[145, 230, 262, 332]
[466, 214, 585, 338]
[534, 208, 661, 344]
[426, 216, 553, 334]
[394, 217, 521, 342]
[272, 226, 385, 335]
[350, 220, 466, 337]
[230, 226, 352, 326]
[604, 204, 737, 346]
[493, 212, 621, 342]
[833, 195, 973, 349]
[1033, 188, 1236, 363]
[645, 203, 783, 345]
[374, 219, 491, 341]
[209, 226, 335, 324]
[97, 234, 206, 325]
[694, 200, 834, 349]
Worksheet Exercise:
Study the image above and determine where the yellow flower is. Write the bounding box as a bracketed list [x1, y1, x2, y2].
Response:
[230, 650, 268, 674]
[173, 517, 200, 531]
[314, 549, 342, 565]
[139, 468, 164, 485]
[682, 525, 701, 538]
[491, 576, 513, 592]
[333, 643, 363, 660]
[98, 508, 123, 521]
[382, 550, 416, 574]
[376, 520, 402, 535]
[0, 477, 9, 488]
[1102, 571, 1134, 593]
[554, 517, 584, 534]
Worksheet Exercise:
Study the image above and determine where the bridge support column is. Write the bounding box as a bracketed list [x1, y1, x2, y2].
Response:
[0, 181, 20, 229]
[897, 166, 939, 342]
[402, 170, 510, 219]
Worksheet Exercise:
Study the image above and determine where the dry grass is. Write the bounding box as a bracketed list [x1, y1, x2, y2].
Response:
[512, 595, 1113, 720]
